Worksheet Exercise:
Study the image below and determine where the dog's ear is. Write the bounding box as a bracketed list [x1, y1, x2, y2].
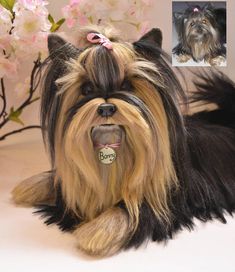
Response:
[203, 2, 214, 11]
[48, 34, 67, 54]
[173, 12, 184, 22]
[137, 28, 163, 49]
[133, 28, 163, 59]
[48, 34, 79, 60]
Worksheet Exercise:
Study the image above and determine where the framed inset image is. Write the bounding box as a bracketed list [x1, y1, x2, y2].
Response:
[172, 1, 226, 67]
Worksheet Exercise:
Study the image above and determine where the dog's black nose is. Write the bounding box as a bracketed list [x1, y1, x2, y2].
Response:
[196, 26, 203, 33]
[97, 103, 117, 117]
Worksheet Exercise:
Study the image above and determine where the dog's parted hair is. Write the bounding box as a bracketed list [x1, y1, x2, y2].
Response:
[12, 25, 235, 257]
[173, 3, 226, 64]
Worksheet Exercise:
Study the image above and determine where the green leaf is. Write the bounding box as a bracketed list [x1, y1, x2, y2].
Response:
[50, 18, 65, 32]
[48, 14, 55, 24]
[8, 107, 24, 126]
[0, 0, 15, 12]
[88, 16, 93, 24]
[57, 18, 65, 26]
[50, 24, 59, 33]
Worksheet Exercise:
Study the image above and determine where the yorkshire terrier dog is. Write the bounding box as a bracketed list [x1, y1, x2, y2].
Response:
[173, 4, 226, 66]
[12, 25, 235, 257]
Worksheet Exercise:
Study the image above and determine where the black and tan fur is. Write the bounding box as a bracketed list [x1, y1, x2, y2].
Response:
[12, 25, 235, 257]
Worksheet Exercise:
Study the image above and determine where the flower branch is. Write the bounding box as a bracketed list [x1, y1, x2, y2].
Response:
[0, 0, 65, 141]
[0, 125, 41, 141]
[0, 77, 7, 120]
[0, 54, 41, 132]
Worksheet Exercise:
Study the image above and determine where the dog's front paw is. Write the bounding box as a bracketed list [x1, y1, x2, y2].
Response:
[208, 55, 226, 66]
[176, 54, 191, 63]
[73, 207, 131, 257]
[11, 172, 55, 206]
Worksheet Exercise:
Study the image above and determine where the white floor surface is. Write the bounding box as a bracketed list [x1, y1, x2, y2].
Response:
[0, 130, 235, 272]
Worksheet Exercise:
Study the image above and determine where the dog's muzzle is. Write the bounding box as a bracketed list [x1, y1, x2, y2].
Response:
[189, 25, 209, 40]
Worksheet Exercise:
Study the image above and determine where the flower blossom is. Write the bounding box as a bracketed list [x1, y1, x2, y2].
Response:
[0, 54, 18, 78]
[0, 6, 12, 35]
[61, 0, 152, 38]
[13, 9, 50, 39]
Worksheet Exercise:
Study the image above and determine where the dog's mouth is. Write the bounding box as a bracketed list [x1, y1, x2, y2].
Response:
[91, 124, 124, 147]
[91, 125, 125, 164]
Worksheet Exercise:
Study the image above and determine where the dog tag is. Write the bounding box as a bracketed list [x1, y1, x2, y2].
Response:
[98, 147, 117, 164]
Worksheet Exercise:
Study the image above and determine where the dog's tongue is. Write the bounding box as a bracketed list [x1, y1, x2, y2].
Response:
[91, 125, 122, 145]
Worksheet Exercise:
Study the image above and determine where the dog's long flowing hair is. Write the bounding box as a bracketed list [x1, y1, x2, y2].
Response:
[40, 26, 185, 230]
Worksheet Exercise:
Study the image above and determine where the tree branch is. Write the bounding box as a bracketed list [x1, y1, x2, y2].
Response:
[0, 11, 42, 141]
[0, 78, 7, 119]
[0, 54, 42, 129]
[0, 125, 41, 141]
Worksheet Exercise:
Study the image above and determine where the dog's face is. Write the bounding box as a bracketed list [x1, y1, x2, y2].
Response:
[184, 9, 218, 45]
[185, 13, 215, 41]
[42, 26, 184, 227]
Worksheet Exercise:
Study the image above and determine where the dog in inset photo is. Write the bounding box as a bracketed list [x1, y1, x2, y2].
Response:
[12, 25, 235, 257]
[173, 2, 226, 66]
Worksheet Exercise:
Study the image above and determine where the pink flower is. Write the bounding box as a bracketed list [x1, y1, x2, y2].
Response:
[66, 18, 77, 28]
[0, 6, 12, 35]
[61, 0, 152, 39]
[0, 35, 13, 52]
[62, 1, 82, 28]
[12, 32, 48, 60]
[14, 0, 49, 17]
[14, 76, 30, 97]
[62, 0, 99, 27]
[16, 0, 48, 11]
[13, 9, 50, 39]
[0, 55, 18, 78]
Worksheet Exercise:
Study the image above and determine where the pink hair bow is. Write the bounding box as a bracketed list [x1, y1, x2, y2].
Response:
[87, 33, 113, 50]
[193, 7, 199, 12]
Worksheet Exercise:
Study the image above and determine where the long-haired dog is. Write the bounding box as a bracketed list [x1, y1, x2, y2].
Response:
[173, 4, 226, 66]
[12, 25, 235, 257]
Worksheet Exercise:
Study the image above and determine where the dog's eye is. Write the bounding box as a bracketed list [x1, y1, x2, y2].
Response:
[202, 19, 207, 24]
[190, 22, 195, 27]
[120, 80, 132, 91]
[80, 82, 94, 96]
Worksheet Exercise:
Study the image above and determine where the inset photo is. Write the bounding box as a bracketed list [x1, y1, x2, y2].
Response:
[172, 1, 226, 67]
